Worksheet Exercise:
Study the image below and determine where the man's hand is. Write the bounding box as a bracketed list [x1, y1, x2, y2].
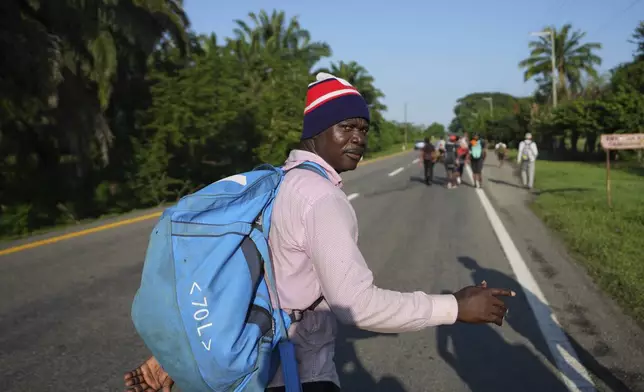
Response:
[124, 356, 174, 392]
[453, 281, 515, 326]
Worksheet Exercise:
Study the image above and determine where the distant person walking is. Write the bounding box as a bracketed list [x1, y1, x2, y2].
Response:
[419, 137, 437, 185]
[517, 133, 538, 189]
[468, 133, 486, 188]
[456, 132, 469, 185]
[495, 141, 507, 167]
[435, 135, 445, 152]
[441, 134, 459, 189]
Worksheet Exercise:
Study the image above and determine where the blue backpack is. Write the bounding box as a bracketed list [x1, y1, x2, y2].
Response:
[131, 161, 328, 392]
[471, 141, 483, 159]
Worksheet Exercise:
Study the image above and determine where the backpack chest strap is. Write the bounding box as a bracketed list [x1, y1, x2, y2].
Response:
[288, 296, 325, 323]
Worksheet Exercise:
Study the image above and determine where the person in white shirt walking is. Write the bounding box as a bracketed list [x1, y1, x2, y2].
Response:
[494, 141, 507, 168]
[517, 133, 538, 189]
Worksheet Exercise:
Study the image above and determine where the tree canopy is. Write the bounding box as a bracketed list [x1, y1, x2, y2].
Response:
[0, 4, 409, 236]
[449, 21, 644, 159]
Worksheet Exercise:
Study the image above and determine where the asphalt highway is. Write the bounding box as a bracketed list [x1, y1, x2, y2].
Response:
[1, 151, 643, 392]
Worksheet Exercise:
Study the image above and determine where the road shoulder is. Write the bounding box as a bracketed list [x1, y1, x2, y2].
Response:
[481, 152, 644, 392]
[0, 206, 165, 254]
[0, 150, 414, 256]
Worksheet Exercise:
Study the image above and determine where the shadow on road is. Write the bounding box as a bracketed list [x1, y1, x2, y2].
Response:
[487, 178, 526, 190]
[436, 288, 567, 391]
[449, 256, 636, 392]
[409, 175, 448, 186]
[532, 188, 591, 196]
[335, 322, 407, 391]
[361, 175, 451, 199]
[488, 178, 592, 196]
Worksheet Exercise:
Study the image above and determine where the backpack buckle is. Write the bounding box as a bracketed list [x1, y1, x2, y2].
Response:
[289, 310, 304, 323]
[288, 296, 324, 324]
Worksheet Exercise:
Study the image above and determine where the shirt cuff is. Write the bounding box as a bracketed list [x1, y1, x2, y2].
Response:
[429, 294, 459, 325]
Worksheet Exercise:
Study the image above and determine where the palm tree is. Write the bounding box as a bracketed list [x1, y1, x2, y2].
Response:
[629, 21, 644, 60]
[227, 9, 331, 69]
[315, 61, 386, 113]
[519, 24, 602, 100]
[10, 0, 190, 174]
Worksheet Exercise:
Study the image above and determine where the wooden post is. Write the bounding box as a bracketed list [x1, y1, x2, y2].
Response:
[600, 133, 644, 209]
[606, 148, 612, 209]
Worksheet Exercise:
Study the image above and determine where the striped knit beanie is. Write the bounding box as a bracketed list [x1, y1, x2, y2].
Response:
[302, 72, 370, 140]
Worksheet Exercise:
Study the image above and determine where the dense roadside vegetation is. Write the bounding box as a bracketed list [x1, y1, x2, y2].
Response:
[450, 22, 643, 161]
[450, 21, 644, 323]
[0, 3, 429, 238]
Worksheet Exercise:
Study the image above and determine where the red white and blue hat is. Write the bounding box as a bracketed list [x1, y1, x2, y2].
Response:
[302, 72, 370, 140]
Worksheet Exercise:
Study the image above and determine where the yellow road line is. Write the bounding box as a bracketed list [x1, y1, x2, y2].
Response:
[0, 211, 162, 257]
[0, 150, 412, 257]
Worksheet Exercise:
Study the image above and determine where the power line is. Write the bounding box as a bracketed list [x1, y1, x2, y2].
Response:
[591, 0, 642, 35]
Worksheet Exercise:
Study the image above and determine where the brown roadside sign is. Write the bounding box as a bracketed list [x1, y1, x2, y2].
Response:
[600, 133, 644, 150]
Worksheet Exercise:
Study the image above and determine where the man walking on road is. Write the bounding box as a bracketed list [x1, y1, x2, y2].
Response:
[495, 141, 507, 167]
[456, 132, 469, 185]
[517, 132, 538, 189]
[441, 134, 460, 189]
[125, 73, 515, 392]
[420, 137, 437, 185]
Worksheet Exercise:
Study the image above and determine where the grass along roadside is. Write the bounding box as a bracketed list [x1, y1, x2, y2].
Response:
[0, 145, 412, 243]
[528, 159, 644, 324]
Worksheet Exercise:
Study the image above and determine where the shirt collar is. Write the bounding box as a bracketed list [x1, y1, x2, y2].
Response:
[283, 149, 343, 188]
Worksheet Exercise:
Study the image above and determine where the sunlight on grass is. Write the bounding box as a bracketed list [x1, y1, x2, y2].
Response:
[531, 160, 644, 323]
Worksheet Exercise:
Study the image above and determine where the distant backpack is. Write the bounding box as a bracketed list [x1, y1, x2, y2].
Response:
[131, 161, 328, 392]
[471, 141, 483, 159]
[457, 146, 468, 158]
[444, 142, 457, 164]
[423, 143, 436, 161]
[521, 141, 533, 161]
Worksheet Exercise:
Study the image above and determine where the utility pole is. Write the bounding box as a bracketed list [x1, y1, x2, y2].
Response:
[550, 29, 558, 108]
[403, 102, 408, 151]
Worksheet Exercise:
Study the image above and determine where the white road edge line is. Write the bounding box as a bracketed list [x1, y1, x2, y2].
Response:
[388, 167, 404, 177]
[412, 158, 420, 164]
[347, 193, 360, 201]
[464, 164, 596, 392]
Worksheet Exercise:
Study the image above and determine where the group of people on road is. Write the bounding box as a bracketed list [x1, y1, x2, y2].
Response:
[124, 73, 516, 392]
[420, 131, 539, 191]
[420, 131, 487, 189]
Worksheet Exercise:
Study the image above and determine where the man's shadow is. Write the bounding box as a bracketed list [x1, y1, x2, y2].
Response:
[334, 313, 407, 391]
[265, 307, 407, 392]
[452, 256, 634, 392]
[436, 287, 567, 391]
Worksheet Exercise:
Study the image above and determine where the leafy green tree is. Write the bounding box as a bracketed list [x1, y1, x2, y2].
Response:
[519, 24, 602, 100]
[629, 21, 644, 60]
[425, 122, 446, 139]
[0, 5, 422, 237]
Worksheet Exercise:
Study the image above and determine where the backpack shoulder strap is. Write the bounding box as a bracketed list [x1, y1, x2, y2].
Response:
[288, 161, 330, 180]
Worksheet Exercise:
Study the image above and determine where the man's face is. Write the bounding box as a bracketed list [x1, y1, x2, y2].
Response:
[315, 117, 368, 173]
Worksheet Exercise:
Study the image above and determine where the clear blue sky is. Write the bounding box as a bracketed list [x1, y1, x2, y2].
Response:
[184, 0, 642, 127]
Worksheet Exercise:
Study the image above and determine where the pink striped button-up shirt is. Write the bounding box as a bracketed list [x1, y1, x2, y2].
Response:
[267, 149, 458, 388]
